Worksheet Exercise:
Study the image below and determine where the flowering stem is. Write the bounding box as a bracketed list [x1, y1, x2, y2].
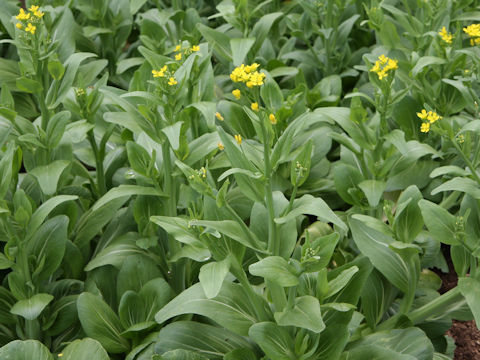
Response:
[451, 138, 480, 185]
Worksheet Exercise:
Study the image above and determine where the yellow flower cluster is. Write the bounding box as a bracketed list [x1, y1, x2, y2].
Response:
[438, 27, 453, 44]
[234, 134, 242, 144]
[463, 24, 480, 46]
[269, 113, 277, 125]
[230, 63, 266, 88]
[152, 65, 167, 78]
[173, 43, 200, 61]
[152, 65, 177, 86]
[232, 89, 241, 99]
[417, 109, 442, 133]
[15, 5, 44, 35]
[370, 55, 398, 80]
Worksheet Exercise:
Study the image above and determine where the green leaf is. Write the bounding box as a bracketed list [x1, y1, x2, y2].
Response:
[196, 24, 232, 63]
[47, 59, 65, 81]
[458, 277, 480, 326]
[16, 77, 43, 94]
[248, 322, 295, 360]
[30, 160, 70, 196]
[28, 216, 69, 282]
[159, 350, 209, 360]
[249, 256, 299, 287]
[77, 292, 129, 354]
[418, 200, 460, 245]
[393, 186, 424, 243]
[325, 266, 359, 298]
[189, 219, 266, 252]
[358, 180, 386, 207]
[346, 328, 434, 360]
[199, 257, 231, 299]
[162, 122, 183, 151]
[46, 111, 70, 148]
[92, 185, 165, 211]
[60, 338, 109, 360]
[150, 216, 200, 245]
[154, 321, 255, 357]
[274, 296, 325, 333]
[0, 142, 15, 199]
[431, 177, 480, 199]
[0, 340, 53, 360]
[411, 56, 446, 76]
[350, 217, 410, 293]
[275, 194, 347, 232]
[155, 283, 268, 336]
[10, 294, 54, 320]
[251, 12, 283, 53]
[261, 78, 283, 111]
[230, 38, 255, 66]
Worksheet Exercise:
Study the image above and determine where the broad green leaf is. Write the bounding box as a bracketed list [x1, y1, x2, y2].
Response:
[418, 200, 460, 245]
[350, 217, 409, 293]
[10, 294, 54, 320]
[0, 142, 15, 199]
[393, 185, 424, 243]
[154, 321, 255, 357]
[325, 266, 359, 298]
[27, 195, 78, 237]
[155, 282, 268, 336]
[30, 160, 70, 196]
[411, 56, 446, 76]
[249, 256, 299, 287]
[77, 292, 129, 353]
[28, 216, 69, 281]
[274, 296, 325, 333]
[150, 216, 201, 245]
[230, 38, 255, 66]
[162, 122, 183, 151]
[0, 340, 53, 360]
[196, 24, 232, 62]
[431, 177, 480, 199]
[346, 327, 434, 360]
[92, 185, 166, 211]
[248, 322, 295, 360]
[159, 350, 209, 360]
[199, 257, 231, 299]
[275, 194, 347, 232]
[60, 338, 109, 360]
[358, 180, 386, 207]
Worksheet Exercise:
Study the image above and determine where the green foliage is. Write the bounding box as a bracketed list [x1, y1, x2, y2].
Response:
[1, 0, 480, 358]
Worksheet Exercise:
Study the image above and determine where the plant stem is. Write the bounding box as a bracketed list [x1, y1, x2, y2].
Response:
[408, 286, 464, 324]
[162, 140, 184, 293]
[452, 139, 480, 185]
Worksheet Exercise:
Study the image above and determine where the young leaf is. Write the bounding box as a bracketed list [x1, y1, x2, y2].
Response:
[249, 256, 299, 287]
[10, 294, 54, 321]
[199, 257, 231, 299]
[274, 296, 325, 333]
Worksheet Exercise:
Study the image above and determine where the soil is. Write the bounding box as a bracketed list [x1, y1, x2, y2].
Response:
[433, 246, 480, 359]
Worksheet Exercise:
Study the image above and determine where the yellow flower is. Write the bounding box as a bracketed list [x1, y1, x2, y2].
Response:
[58, 354, 63, 358]
[251, 102, 259, 111]
[232, 89, 241, 99]
[200, 167, 207, 178]
[29, 5, 44, 18]
[175, 44, 181, 52]
[420, 122, 430, 133]
[234, 134, 242, 144]
[416, 109, 428, 120]
[215, 112, 224, 121]
[438, 26, 453, 44]
[370, 55, 398, 80]
[168, 77, 178, 86]
[269, 113, 277, 125]
[464, 24, 480, 46]
[191, 45, 200, 52]
[175, 53, 182, 61]
[152, 68, 165, 78]
[230, 63, 266, 87]
[217, 142, 224, 150]
[16, 23, 22, 29]
[426, 111, 441, 123]
[25, 23, 36, 35]
[16, 8, 30, 20]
